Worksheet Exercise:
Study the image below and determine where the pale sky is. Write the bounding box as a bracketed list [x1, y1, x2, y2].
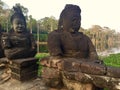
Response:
[3, 0, 120, 32]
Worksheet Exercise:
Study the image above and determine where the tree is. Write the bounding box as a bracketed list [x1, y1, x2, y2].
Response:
[39, 16, 58, 32]
[27, 15, 37, 33]
[0, 0, 11, 31]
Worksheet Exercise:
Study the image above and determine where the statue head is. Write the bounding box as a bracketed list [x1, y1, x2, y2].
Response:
[58, 4, 81, 33]
[10, 6, 26, 33]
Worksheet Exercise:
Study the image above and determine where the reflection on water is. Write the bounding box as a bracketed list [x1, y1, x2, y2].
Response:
[97, 47, 120, 56]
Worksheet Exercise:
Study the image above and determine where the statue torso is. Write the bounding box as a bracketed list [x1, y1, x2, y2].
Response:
[60, 31, 89, 58]
[2, 32, 36, 59]
[9, 33, 31, 48]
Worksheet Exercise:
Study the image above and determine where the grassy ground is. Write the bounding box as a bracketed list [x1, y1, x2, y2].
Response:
[35, 53, 49, 59]
[99, 53, 120, 67]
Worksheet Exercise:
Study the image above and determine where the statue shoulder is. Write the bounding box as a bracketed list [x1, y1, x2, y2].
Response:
[78, 32, 90, 38]
[48, 30, 61, 37]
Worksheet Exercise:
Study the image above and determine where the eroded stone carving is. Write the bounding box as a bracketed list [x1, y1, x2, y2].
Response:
[1, 6, 37, 60]
[48, 4, 99, 60]
[0, 6, 38, 82]
[41, 4, 104, 90]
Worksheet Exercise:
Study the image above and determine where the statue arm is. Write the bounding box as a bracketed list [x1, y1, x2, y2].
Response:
[87, 36, 98, 60]
[48, 31, 63, 57]
[1, 33, 12, 49]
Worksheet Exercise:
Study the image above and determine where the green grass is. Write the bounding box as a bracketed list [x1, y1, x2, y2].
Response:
[100, 53, 120, 67]
[35, 53, 49, 59]
[35, 53, 49, 76]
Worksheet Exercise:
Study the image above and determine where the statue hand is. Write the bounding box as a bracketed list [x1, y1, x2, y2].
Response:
[1, 35, 11, 49]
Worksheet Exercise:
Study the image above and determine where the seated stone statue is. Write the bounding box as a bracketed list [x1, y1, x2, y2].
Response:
[1, 6, 37, 59]
[48, 4, 98, 61]
[43, 4, 103, 90]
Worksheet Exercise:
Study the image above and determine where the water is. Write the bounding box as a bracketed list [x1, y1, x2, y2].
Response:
[97, 47, 120, 56]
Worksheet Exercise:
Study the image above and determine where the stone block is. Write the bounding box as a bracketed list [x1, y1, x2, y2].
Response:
[62, 73, 95, 90]
[63, 58, 81, 72]
[41, 67, 60, 79]
[41, 67, 63, 88]
[80, 62, 106, 75]
[63, 71, 91, 83]
[11, 58, 38, 69]
[9, 58, 38, 81]
[10, 64, 38, 75]
[11, 71, 37, 81]
[107, 66, 120, 78]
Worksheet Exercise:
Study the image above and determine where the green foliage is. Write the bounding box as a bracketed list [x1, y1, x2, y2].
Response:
[33, 34, 48, 42]
[35, 53, 49, 59]
[38, 16, 58, 32]
[100, 53, 120, 67]
[39, 45, 48, 53]
[39, 34, 48, 42]
[35, 53, 49, 76]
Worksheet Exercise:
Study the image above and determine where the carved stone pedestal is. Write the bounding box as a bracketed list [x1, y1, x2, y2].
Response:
[9, 58, 38, 81]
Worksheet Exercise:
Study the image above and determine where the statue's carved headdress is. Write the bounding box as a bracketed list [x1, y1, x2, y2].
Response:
[58, 4, 81, 30]
[10, 6, 26, 24]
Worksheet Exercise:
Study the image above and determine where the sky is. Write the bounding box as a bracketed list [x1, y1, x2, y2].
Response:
[3, 0, 120, 32]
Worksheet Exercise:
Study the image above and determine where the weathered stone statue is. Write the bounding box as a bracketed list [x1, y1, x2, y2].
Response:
[0, 6, 38, 82]
[0, 24, 5, 58]
[41, 4, 104, 90]
[48, 4, 98, 61]
[1, 6, 37, 59]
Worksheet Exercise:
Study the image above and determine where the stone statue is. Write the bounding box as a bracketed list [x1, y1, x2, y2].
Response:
[0, 24, 5, 58]
[1, 6, 37, 59]
[48, 4, 98, 61]
[42, 4, 103, 90]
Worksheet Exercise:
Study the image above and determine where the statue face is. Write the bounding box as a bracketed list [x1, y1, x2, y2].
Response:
[63, 11, 81, 32]
[12, 18, 26, 33]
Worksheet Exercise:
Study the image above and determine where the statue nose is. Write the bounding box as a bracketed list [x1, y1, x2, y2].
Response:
[18, 24, 22, 27]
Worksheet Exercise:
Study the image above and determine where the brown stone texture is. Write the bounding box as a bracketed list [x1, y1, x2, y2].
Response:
[40, 57, 120, 89]
[62, 73, 94, 90]
[90, 74, 120, 90]
[11, 71, 37, 81]
[80, 62, 106, 75]
[62, 58, 81, 72]
[63, 71, 91, 83]
[41, 67, 60, 79]
[107, 66, 120, 78]
[40, 56, 63, 70]
[10, 58, 38, 82]
[41, 67, 63, 88]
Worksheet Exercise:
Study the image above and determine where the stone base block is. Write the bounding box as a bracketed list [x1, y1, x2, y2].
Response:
[11, 71, 37, 81]
[11, 58, 38, 68]
[9, 58, 38, 81]
[41, 67, 63, 88]
[10, 64, 38, 75]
